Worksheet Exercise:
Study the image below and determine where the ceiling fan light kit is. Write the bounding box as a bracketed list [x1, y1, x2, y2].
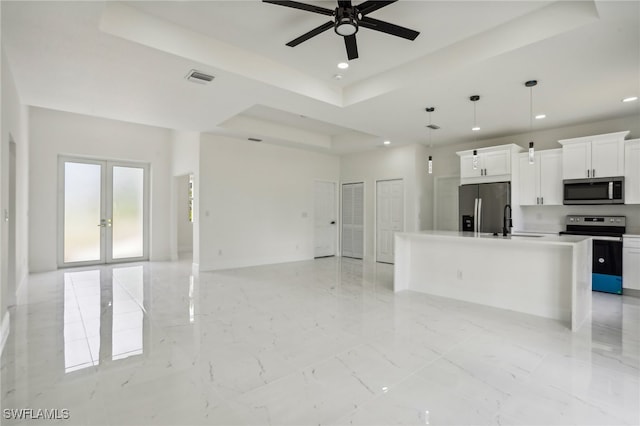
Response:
[263, 0, 420, 60]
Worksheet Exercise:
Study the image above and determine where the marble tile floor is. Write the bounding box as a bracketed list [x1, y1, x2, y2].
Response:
[1, 257, 639, 426]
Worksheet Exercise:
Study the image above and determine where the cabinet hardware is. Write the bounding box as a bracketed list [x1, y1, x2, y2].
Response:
[587, 169, 590, 178]
[541, 197, 544, 205]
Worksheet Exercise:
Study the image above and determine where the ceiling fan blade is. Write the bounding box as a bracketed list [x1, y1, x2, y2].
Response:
[359, 16, 419, 40]
[338, 0, 353, 8]
[286, 21, 334, 47]
[357, 0, 397, 16]
[262, 0, 334, 16]
[344, 34, 359, 60]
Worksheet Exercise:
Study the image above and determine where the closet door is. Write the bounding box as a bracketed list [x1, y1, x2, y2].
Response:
[376, 179, 403, 264]
[341, 182, 364, 259]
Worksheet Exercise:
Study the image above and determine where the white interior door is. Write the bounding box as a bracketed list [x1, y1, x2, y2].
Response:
[59, 157, 149, 267]
[341, 182, 364, 259]
[376, 179, 403, 264]
[314, 181, 337, 258]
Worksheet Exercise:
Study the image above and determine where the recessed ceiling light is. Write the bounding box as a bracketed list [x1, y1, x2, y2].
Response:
[337, 62, 349, 69]
[622, 96, 638, 103]
[333, 74, 343, 80]
[383, 140, 391, 145]
[535, 114, 546, 120]
[472, 126, 481, 131]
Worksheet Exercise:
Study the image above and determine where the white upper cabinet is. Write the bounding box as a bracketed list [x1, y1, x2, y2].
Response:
[518, 149, 563, 206]
[625, 139, 640, 204]
[457, 144, 523, 184]
[559, 131, 628, 179]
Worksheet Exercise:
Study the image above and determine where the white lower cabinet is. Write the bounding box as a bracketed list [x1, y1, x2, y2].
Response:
[623, 235, 640, 291]
[518, 149, 563, 206]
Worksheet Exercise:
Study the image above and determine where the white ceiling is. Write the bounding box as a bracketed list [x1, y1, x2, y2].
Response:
[2, 1, 639, 154]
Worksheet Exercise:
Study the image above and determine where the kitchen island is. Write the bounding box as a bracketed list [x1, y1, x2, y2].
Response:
[394, 231, 592, 331]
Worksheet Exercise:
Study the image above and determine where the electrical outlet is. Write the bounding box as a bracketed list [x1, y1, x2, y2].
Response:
[218, 249, 222, 256]
[457, 270, 463, 280]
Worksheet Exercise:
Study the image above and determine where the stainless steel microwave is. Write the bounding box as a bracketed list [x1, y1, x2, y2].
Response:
[563, 177, 624, 205]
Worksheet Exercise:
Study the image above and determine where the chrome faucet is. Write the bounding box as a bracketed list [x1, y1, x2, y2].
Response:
[503, 204, 512, 237]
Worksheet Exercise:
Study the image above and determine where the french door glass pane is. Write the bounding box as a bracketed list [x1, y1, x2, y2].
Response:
[64, 162, 102, 263]
[112, 166, 144, 259]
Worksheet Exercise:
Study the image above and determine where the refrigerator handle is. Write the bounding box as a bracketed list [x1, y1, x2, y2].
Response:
[473, 198, 478, 233]
[477, 198, 482, 233]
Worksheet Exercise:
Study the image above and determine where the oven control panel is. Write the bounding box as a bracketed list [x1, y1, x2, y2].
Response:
[566, 215, 626, 226]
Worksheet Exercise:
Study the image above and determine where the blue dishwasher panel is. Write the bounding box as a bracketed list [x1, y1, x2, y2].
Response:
[592, 273, 622, 294]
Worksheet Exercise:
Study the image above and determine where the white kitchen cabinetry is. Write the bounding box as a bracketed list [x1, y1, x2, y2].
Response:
[518, 149, 563, 206]
[559, 131, 629, 179]
[457, 144, 523, 184]
[624, 139, 640, 204]
[623, 235, 640, 291]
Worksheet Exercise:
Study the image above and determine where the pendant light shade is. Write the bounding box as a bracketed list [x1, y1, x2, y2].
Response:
[426, 107, 436, 174]
[470, 95, 480, 131]
[525, 80, 538, 164]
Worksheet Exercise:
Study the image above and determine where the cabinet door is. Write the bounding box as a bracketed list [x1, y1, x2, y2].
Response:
[538, 150, 563, 205]
[460, 154, 482, 179]
[625, 141, 640, 204]
[623, 247, 640, 290]
[482, 150, 510, 176]
[592, 138, 623, 178]
[562, 142, 590, 179]
[518, 154, 538, 205]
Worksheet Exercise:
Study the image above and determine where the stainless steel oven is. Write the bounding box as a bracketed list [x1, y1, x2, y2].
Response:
[559, 215, 626, 294]
[563, 176, 624, 205]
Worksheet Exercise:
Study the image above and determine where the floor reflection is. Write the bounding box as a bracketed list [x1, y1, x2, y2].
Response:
[63, 266, 146, 373]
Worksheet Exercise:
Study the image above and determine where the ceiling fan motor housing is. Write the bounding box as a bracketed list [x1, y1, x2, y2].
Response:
[334, 7, 358, 36]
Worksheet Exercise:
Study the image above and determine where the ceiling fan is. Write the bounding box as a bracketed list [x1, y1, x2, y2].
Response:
[263, 0, 420, 60]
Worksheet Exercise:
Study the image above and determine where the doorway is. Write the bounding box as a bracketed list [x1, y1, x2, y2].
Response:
[434, 176, 460, 231]
[314, 181, 337, 258]
[58, 157, 149, 267]
[7, 138, 17, 306]
[376, 179, 404, 264]
[176, 174, 194, 259]
[341, 182, 364, 259]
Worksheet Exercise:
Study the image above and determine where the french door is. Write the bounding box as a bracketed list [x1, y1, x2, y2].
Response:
[58, 157, 149, 267]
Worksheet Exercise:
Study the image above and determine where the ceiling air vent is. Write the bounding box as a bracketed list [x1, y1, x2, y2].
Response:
[426, 124, 440, 130]
[185, 69, 214, 84]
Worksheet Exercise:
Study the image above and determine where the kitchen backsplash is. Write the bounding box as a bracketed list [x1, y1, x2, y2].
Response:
[519, 204, 640, 234]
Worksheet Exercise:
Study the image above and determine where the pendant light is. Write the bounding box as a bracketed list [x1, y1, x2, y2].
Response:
[470, 95, 480, 170]
[525, 80, 537, 164]
[470, 95, 480, 132]
[426, 107, 436, 174]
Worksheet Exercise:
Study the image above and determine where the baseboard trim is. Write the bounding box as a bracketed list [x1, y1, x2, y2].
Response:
[1, 311, 10, 356]
[623, 288, 640, 298]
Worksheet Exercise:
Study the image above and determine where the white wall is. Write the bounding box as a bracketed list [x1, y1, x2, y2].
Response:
[1, 47, 29, 316]
[29, 107, 173, 272]
[198, 134, 340, 271]
[170, 130, 199, 264]
[340, 144, 420, 260]
[425, 114, 640, 233]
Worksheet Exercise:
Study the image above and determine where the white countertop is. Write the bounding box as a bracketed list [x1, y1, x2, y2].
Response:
[396, 230, 591, 246]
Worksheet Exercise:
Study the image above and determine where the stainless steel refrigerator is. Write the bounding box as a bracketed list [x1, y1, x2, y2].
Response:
[459, 182, 511, 234]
